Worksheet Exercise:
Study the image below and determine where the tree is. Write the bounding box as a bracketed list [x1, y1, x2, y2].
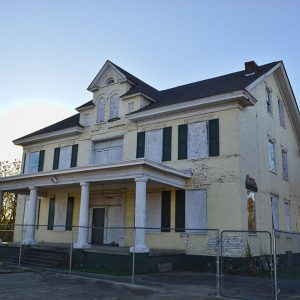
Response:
[0, 160, 21, 225]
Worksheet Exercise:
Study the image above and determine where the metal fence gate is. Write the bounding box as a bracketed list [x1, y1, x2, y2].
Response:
[220, 230, 274, 300]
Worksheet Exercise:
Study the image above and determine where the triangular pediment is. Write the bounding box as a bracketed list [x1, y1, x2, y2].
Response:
[87, 60, 128, 92]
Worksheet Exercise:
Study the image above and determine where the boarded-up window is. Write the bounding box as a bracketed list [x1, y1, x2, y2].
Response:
[97, 97, 105, 123]
[271, 196, 279, 231]
[109, 94, 119, 119]
[59, 146, 72, 170]
[185, 190, 207, 232]
[128, 102, 134, 113]
[282, 149, 288, 180]
[29, 152, 40, 173]
[94, 138, 123, 165]
[278, 99, 285, 128]
[247, 191, 256, 231]
[53, 198, 68, 231]
[268, 139, 276, 173]
[188, 122, 208, 159]
[83, 113, 90, 127]
[145, 129, 163, 162]
[146, 193, 162, 232]
[284, 202, 291, 233]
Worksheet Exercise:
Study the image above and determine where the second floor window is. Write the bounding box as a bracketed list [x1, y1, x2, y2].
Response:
[97, 97, 105, 123]
[53, 144, 78, 170]
[278, 99, 285, 128]
[23, 150, 45, 174]
[93, 138, 123, 165]
[109, 94, 119, 119]
[268, 139, 276, 173]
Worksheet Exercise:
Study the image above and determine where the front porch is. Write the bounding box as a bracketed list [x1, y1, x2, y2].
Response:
[0, 159, 191, 252]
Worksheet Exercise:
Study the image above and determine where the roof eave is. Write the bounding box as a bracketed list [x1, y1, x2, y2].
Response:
[13, 126, 84, 146]
[127, 91, 252, 121]
[121, 92, 157, 102]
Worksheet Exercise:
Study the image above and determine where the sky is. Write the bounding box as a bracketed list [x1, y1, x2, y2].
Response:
[0, 0, 299, 161]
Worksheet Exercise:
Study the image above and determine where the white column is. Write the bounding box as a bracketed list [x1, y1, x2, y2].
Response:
[23, 186, 38, 245]
[0, 191, 3, 217]
[74, 182, 91, 249]
[130, 176, 149, 253]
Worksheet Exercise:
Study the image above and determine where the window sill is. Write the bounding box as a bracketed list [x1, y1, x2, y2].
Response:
[107, 117, 120, 122]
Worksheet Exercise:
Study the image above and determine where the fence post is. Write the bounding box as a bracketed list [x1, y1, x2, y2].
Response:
[69, 228, 73, 275]
[216, 230, 221, 297]
[131, 227, 136, 285]
[272, 230, 279, 300]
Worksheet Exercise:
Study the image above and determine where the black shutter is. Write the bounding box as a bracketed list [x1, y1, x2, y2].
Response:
[178, 124, 187, 159]
[66, 197, 74, 231]
[136, 131, 145, 158]
[175, 190, 185, 232]
[22, 153, 27, 174]
[47, 198, 55, 230]
[53, 148, 60, 170]
[162, 127, 172, 161]
[38, 150, 45, 172]
[209, 119, 219, 156]
[161, 191, 171, 232]
[71, 144, 78, 168]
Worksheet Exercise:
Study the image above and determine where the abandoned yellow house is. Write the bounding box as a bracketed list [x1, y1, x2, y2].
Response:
[0, 60, 299, 252]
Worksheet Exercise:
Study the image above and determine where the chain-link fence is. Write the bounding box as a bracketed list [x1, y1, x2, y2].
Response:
[274, 230, 300, 298]
[220, 230, 274, 300]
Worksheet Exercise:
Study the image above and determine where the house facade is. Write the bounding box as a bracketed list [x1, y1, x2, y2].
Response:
[0, 60, 299, 252]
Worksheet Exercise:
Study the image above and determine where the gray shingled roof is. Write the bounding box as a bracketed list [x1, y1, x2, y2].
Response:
[14, 113, 81, 142]
[76, 100, 94, 110]
[15, 61, 281, 141]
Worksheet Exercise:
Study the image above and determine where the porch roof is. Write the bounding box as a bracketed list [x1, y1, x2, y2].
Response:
[0, 159, 192, 193]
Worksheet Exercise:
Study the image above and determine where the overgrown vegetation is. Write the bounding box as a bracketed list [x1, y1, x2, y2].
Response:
[0, 160, 21, 225]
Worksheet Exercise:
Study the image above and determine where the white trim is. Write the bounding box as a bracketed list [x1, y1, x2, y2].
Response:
[13, 127, 83, 146]
[121, 92, 157, 102]
[127, 91, 252, 121]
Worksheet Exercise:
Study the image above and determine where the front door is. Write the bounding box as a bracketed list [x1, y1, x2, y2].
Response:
[91, 208, 105, 245]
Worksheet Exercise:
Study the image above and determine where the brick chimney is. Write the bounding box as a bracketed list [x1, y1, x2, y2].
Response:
[245, 61, 258, 75]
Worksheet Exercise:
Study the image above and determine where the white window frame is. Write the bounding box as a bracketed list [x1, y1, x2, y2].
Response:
[268, 138, 276, 173]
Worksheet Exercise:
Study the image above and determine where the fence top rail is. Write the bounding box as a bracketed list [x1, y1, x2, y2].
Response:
[221, 230, 272, 236]
[274, 230, 300, 235]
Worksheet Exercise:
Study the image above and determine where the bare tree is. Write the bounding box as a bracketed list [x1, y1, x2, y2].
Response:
[0, 160, 21, 224]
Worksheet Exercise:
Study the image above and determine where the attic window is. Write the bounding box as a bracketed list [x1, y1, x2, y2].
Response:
[106, 78, 115, 85]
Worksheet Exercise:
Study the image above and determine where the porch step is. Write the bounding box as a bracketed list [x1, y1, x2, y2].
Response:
[6, 246, 70, 268]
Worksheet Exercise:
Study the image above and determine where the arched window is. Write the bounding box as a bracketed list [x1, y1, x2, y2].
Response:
[97, 97, 105, 123]
[109, 94, 119, 119]
[106, 78, 115, 85]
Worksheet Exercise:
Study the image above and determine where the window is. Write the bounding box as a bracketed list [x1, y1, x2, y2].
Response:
[93, 138, 123, 165]
[109, 94, 119, 119]
[83, 113, 90, 127]
[66, 197, 74, 231]
[97, 97, 105, 123]
[278, 99, 285, 128]
[271, 196, 279, 231]
[106, 78, 115, 85]
[47, 198, 55, 230]
[247, 191, 256, 231]
[284, 202, 291, 233]
[128, 102, 134, 113]
[24, 150, 45, 174]
[268, 139, 276, 173]
[136, 127, 172, 162]
[53, 145, 78, 170]
[282, 149, 288, 180]
[266, 87, 272, 114]
[178, 119, 219, 160]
